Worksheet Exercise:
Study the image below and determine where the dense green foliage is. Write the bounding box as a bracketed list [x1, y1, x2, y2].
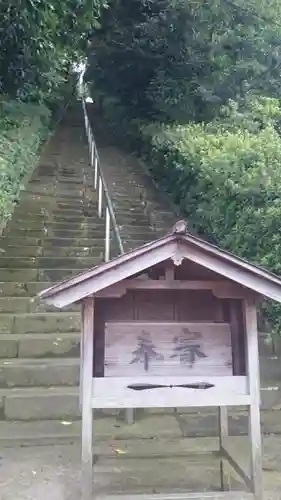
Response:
[86, 0, 281, 332]
[0, 77, 78, 228]
[0, 98, 50, 228]
[0, 0, 106, 228]
[87, 0, 281, 123]
[141, 96, 281, 330]
[0, 0, 106, 101]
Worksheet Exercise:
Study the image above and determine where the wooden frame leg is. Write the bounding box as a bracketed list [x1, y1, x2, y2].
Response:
[218, 406, 231, 491]
[81, 297, 94, 500]
[125, 408, 135, 424]
[82, 402, 93, 500]
[79, 365, 83, 411]
[248, 403, 263, 499]
[79, 303, 85, 412]
[244, 298, 263, 500]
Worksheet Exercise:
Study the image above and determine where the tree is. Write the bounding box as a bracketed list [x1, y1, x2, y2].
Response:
[86, 0, 281, 123]
[0, 0, 107, 101]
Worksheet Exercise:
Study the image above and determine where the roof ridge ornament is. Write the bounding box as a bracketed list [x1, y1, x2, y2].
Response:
[172, 220, 188, 235]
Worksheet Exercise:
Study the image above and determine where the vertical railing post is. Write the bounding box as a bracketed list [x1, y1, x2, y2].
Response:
[98, 176, 103, 218]
[105, 207, 110, 262]
[94, 156, 98, 189]
[88, 132, 92, 159]
[81, 94, 132, 425]
[91, 140, 94, 167]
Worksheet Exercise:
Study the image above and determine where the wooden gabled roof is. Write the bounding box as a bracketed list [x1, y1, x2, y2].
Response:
[38, 223, 281, 308]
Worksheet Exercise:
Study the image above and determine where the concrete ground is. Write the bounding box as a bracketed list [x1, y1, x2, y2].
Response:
[2, 415, 281, 500]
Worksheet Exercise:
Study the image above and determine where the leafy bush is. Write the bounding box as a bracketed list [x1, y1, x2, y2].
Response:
[0, 97, 51, 229]
[87, 0, 281, 124]
[97, 93, 281, 331]
[135, 97, 281, 331]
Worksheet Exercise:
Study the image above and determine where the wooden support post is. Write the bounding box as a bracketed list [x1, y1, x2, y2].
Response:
[81, 297, 94, 500]
[125, 408, 135, 425]
[244, 298, 263, 500]
[218, 407, 231, 491]
[79, 304, 84, 411]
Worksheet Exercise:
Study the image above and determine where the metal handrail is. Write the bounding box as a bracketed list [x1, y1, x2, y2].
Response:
[79, 79, 134, 423]
[81, 97, 124, 262]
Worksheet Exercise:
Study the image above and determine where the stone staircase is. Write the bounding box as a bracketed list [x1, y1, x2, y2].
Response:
[0, 103, 175, 429]
[0, 107, 105, 422]
[0, 102, 281, 442]
[87, 103, 177, 248]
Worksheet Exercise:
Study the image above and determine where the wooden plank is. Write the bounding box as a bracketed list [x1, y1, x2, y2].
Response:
[95, 280, 243, 296]
[165, 263, 175, 281]
[79, 303, 84, 410]
[229, 300, 241, 375]
[95, 491, 254, 499]
[219, 407, 231, 490]
[81, 297, 94, 500]
[95, 282, 127, 298]
[135, 290, 175, 321]
[244, 298, 263, 499]
[92, 375, 249, 409]
[212, 284, 254, 299]
[175, 291, 220, 322]
[104, 322, 233, 377]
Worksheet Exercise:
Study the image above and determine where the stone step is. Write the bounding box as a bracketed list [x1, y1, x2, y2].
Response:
[0, 312, 80, 334]
[9, 219, 149, 233]
[0, 268, 38, 282]
[0, 419, 82, 444]
[113, 200, 147, 211]
[38, 268, 88, 283]
[120, 235, 155, 247]
[0, 245, 43, 257]
[0, 386, 80, 420]
[9, 218, 104, 231]
[27, 179, 86, 188]
[0, 245, 104, 258]
[0, 267, 87, 282]
[1, 384, 281, 427]
[16, 200, 98, 215]
[0, 281, 58, 297]
[25, 186, 87, 197]
[0, 296, 80, 313]
[1, 236, 106, 248]
[4, 227, 105, 239]
[18, 194, 90, 206]
[121, 239, 156, 250]
[0, 256, 101, 269]
[18, 191, 92, 203]
[10, 213, 102, 225]
[0, 357, 79, 388]
[119, 230, 155, 240]
[14, 207, 102, 219]
[0, 332, 80, 358]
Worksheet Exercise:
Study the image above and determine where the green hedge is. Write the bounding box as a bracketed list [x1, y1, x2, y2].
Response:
[98, 93, 281, 332]
[0, 98, 51, 229]
[0, 77, 76, 230]
[143, 112, 281, 330]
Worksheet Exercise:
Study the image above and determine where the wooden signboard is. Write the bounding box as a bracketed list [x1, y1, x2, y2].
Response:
[104, 321, 233, 377]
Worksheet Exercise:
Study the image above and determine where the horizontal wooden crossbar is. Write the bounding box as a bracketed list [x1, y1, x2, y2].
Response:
[91, 376, 250, 409]
[95, 492, 254, 499]
[95, 279, 249, 299]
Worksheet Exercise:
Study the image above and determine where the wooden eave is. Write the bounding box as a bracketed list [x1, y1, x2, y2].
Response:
[38, 232, 281, 308]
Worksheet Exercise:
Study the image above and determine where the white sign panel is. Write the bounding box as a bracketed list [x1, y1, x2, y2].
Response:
[104, 322, 232, 377]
